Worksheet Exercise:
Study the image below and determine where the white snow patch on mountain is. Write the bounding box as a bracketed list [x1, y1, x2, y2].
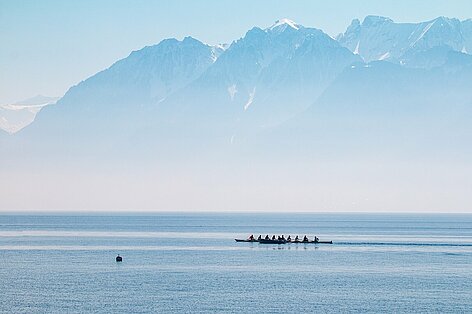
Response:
[244, 88, 256, 111]
[354, 41, 360, 55]
[411, 21, 435, 48]
[267, 18, 300, 33]
[227, 84, 237, 101]
[379, 52, 390, 60]
[211, 44, 227, 62]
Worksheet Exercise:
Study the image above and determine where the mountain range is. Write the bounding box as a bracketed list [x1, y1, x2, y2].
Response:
[2, 16, 472, 211]
[3, 16, 471, 136]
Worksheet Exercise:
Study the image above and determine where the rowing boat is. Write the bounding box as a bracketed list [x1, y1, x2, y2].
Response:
[235, 239, 333, 244]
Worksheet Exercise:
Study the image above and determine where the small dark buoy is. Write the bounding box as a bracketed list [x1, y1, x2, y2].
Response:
[116, 254, 122, 262]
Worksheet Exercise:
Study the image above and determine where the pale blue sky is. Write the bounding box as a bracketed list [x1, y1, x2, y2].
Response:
[1, 0, 471, 104]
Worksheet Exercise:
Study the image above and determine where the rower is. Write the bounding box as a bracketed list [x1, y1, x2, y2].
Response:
[314, 236, 319, 243]
[281, 235, 285, 241]
[303, 235, 308, 242]
[265, 235, 270, 240]
[272, 235, 276, 240]
[257, 235, 262, 241]
[295, 235, 299, 241]
[116, 254, 122, 262]
[248, 234, 254, 241]
[287, 235, 292, 241]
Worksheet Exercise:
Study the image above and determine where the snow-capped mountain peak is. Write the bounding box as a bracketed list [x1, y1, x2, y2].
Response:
[266, 18, 301, 33]
[362, 15, 393, 27]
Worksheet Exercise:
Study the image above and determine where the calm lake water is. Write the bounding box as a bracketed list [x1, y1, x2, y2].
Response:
[1, 213, 472, 313]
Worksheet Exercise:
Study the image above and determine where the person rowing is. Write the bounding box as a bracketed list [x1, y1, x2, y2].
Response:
[248, 234, 254, 241]
[281, 235, 285, 241]
[287, 235, 292, 242]
[303, 235, 308, 242]
[272, 235, 276, 240]
[257, 235, 262, 241]
[265, 234, 270, 240]
[314, 236, 319, 243]
[295, 235, 299, 242]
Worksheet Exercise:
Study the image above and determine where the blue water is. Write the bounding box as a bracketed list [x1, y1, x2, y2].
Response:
[1, 213, 472, 313]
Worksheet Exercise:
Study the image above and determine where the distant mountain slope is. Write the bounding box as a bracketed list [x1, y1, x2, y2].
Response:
[0, 95, 58, 134]
[463, 19, 472, 52]
[13, 37, 225, 154]
[337, 16, 471, 66]
[256, 56, 472, 162]
[158, 19, 361, 132]
[59, 36, 223, 109]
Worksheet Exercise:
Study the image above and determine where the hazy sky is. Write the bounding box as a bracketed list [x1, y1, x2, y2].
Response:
[1, 0, 471, 104]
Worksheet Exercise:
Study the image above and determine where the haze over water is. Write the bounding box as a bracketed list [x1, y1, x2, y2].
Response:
[1, 213, 471, 313]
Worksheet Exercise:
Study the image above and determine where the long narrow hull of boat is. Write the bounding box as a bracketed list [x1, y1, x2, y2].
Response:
[259, 239, 286, 244]
[234, 239, 259, 242]
[235, 239, 333, 244]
